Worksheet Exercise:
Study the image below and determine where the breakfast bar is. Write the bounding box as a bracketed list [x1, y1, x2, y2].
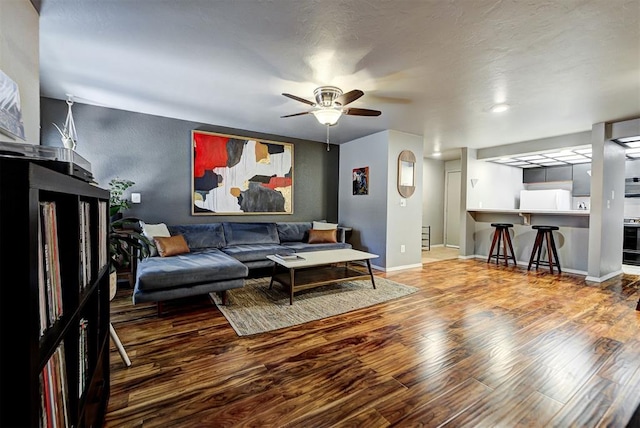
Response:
[467, 208, 590, 273]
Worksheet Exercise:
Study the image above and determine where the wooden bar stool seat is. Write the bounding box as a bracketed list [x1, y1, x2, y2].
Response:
[487, 223, 516, 266]
[527, 225, 561, 273]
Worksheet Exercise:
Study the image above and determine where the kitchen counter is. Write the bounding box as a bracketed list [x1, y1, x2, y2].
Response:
[467, 208, 589, 226]
[467, 208, 590, 273]
[468, 208, 590, 214]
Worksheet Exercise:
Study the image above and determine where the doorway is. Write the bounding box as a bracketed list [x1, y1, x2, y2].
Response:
[445, 170, 461, 247]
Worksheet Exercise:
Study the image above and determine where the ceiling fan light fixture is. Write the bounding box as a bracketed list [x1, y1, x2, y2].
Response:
[312, 108, 342, 126]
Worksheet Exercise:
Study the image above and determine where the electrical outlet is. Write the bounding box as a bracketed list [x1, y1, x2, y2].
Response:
[400, 245, 406, 253]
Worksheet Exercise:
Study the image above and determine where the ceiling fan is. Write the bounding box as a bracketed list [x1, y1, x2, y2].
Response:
[281, 86, 382, 126]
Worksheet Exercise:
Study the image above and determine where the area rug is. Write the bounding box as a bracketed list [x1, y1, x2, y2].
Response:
[209, 276, 418, 336]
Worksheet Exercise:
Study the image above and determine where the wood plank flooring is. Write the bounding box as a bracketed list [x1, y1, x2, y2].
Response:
[105, 259, 640, 427]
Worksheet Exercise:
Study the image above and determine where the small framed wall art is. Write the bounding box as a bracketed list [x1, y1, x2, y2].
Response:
[192, 130, 293, 214]
[353, 166, 369, 195]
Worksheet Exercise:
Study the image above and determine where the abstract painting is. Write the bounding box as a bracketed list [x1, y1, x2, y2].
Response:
[353, 166, 369, 195]
[192, 130, 293, 214]
[0, 70, 25, 140]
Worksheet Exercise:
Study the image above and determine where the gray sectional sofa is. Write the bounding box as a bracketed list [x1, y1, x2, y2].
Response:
[133, 221, 351, 312]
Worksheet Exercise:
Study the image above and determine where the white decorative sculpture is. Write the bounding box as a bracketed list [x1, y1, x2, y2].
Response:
[53, 96, 78, 150]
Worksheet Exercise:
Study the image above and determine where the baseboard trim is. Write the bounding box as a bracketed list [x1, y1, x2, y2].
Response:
[585, 270, 624, 283]
[425, 244, 444, 249]
[386, 263, 423, 272]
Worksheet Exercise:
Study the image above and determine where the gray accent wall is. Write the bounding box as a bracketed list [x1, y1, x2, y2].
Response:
[40, 97, 339, 225]
[338, 131, 389, 267]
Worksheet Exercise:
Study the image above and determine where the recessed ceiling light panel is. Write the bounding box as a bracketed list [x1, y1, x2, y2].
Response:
[517, 155, 545, 161]
[490, 104, 510, 113]
[615, 136, 640, 144]
[564, 158, 591, 164]
[539, 162, 566, 166]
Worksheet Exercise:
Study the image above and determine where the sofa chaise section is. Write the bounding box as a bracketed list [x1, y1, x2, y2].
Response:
[133, 248, 247, 306]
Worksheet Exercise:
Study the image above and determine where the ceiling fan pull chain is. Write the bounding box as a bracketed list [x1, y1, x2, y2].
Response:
[326, 125, 330, 151]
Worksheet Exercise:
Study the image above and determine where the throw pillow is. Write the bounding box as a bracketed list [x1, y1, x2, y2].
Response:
[312, 221, 338, 230]
[154, 235, 190, 257]
[142, 222, 171, 256]
[308, 228, 337, 244]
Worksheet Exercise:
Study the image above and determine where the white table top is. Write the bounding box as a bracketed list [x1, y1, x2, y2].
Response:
[467, 208, 590, 216]
[267, 248, 378, 268]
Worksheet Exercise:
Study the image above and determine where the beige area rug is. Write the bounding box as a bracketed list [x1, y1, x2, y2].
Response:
[209, 276, 418, 336]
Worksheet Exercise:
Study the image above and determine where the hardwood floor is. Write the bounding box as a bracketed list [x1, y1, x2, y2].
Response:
[105, 259, 640, 427]
[422, 246, 459, 264]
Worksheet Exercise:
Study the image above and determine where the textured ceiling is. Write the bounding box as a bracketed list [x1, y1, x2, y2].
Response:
[38, 0, 640, 159]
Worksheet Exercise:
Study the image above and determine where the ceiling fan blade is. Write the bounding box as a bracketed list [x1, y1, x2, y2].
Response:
[280, 111, 311, 118]
[343, 108, 382, 117]
[282, 93, 315, 106]
[335, 89, 364, 106]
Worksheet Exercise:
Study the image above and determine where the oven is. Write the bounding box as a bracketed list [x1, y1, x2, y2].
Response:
[623, 221, 640, 265]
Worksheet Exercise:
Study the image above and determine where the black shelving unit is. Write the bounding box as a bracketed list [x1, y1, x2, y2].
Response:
[421, 225, 431, 251]
[0, 157, 110, 427]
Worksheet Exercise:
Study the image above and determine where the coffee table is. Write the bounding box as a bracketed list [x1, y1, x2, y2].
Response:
[266, 249, 379, 305]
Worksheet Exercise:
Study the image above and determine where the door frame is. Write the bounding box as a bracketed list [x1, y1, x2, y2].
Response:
[444, 169, 461, 248]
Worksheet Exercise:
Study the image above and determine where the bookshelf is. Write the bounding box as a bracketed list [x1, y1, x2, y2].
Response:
[0, 157, 110, 427]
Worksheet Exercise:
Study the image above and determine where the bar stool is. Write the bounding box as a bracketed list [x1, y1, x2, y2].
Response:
[527, 225, 561, 273]
[487, 223, 516, 266]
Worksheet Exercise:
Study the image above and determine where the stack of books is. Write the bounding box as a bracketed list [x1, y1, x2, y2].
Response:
[273, 253, 304, 261]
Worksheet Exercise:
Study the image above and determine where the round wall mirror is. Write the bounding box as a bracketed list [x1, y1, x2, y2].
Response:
[398, 150, 416, 198]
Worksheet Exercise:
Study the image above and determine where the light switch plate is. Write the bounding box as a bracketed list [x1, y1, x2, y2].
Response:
[131, 193, 141, 203]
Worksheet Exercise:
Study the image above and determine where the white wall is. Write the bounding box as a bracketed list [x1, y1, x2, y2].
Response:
[0, 0, 39, 145]
[466, 159, 525, 209]
[339, 129, 423, 271]
[423, 157, 444, 245]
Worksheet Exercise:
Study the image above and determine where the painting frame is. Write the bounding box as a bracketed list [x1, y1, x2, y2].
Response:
[353, 166, 369, 195]
[0, 69, 26, 141]
[191, 130, 294, 215]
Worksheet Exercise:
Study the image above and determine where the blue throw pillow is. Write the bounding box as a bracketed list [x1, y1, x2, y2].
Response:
[276, 222, 312, 242]
[223, 222, 280, 245]
[167, 223, 226, 249]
